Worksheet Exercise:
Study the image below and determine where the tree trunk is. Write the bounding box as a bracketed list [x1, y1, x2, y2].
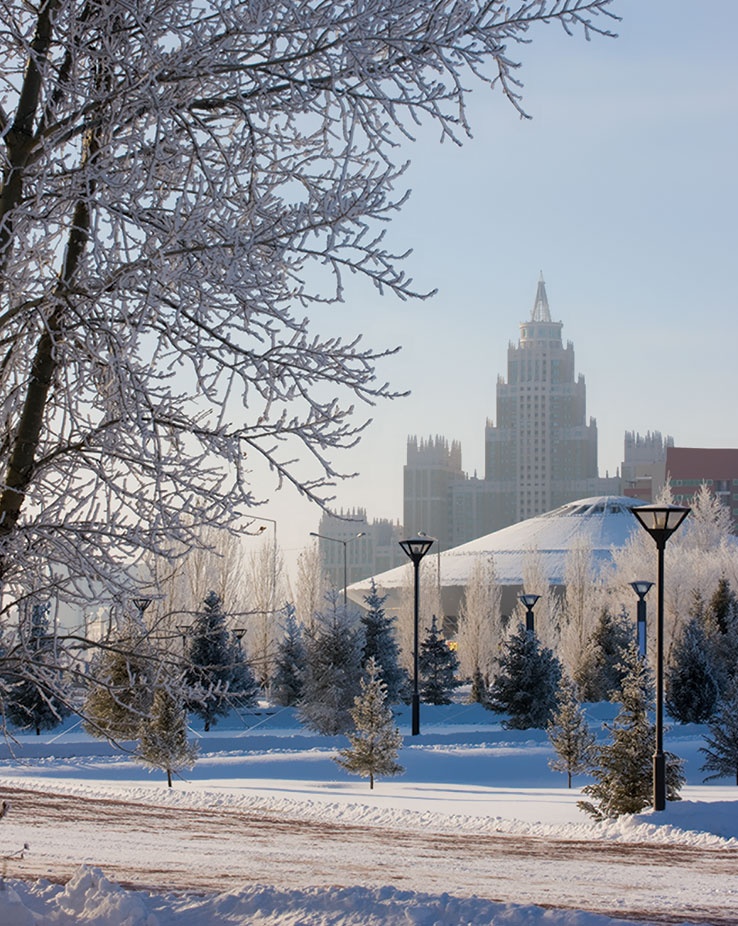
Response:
[167, 769, 173, 788]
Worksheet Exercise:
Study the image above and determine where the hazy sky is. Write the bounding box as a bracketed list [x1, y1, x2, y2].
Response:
[245, 0, 738, 574]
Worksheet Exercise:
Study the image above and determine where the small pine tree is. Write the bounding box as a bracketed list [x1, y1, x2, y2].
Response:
[271, 605, 306, 707]
[487, 624, 562, 729]
[83, 621, 155, 741]
[361, 580, 406, 703]
[574, 606, 633, 703]
[547, 676, 596, 788]
[665, 616, 720, 724]
[136, 686, 198, 787]
[298, 591, 362, 735]
[6, 604, 70, 735]
[418, 615, 461, 705]
[700, 677, 738, 785]
[335, 657, 404, 789]
[184, 591, 238, 731]
[579, 643, 684, 820]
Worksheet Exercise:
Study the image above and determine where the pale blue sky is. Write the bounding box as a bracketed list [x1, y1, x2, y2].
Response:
[247, 0, 738, 572]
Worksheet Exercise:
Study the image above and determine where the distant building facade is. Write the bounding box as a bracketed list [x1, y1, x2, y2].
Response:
[621, 430, 672, 501]
[314, 509, 406, 592]
[667, 447, 738, 528]
[403, 276, 619, 546]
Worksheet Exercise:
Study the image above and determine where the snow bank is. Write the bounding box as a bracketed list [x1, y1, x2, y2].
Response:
[4, 867, 649, 925]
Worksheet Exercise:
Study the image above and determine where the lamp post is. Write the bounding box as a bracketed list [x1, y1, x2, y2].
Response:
[630, 581, 654, 658]
[518, 593, 540, 633]
[399, 535, 435, 736]
[310, 530, 366, 606]
[631, 503, 690, 811]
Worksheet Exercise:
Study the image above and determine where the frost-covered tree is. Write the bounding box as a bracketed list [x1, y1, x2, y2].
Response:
[419, 615, 461, 706]
[665, 615, 720, 724]
[574, 606, 634, 703]
[293, 542, 327, 634]
[136, 686, 198, 788]
[579, 644, 684, 820]
[271, 605, 306, 708]
[4, 603, 70, 735]
[83, 620, 156, 742]
[335, 656, 404, 789]
[700, 677, 738, 785]
[360, 581, 405, 704]
[0, 0, 619, 633]
[456, 557, 502, 685]
[184, 591, 256, 730]
[245, 542, 285, 689]
[298, 591, 362, 735]
[560, 540, 603, 678]
[487, 624, 562, 730]
[547, 676, 596, 788]
[703, 578, 738, 694]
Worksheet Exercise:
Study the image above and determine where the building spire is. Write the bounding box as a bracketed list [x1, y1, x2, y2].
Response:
[531, 272, 551, 322]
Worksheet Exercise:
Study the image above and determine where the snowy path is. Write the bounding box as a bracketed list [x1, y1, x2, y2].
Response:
[3, 782, 736, 925]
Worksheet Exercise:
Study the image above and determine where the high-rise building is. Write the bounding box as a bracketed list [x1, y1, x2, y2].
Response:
[403, 276, 619, 547]
[484, 274, 602, 524]
[314, 508, 406, 592]
[403, 435, 466, 551]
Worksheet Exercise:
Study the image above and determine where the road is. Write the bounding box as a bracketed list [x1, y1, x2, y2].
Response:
[1, 784, 736, 924]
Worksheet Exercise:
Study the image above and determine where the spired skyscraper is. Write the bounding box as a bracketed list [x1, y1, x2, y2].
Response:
[485, 274, 601, 524]
[404, 275, 619, 547]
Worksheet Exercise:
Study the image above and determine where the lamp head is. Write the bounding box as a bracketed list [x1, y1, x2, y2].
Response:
[399, 536, 435, 564]
[518, 593, 540, 610]
[630, 580, 654, 599]
[632, 504, 690, 546]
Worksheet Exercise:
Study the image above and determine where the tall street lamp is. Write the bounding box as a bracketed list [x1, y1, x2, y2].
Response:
[631, 503, 690, 811]
[399, 535, 435, 736]
[630, 581, 654, 658]
[310, 530, 366, 607]
[518, 593, 540, 633]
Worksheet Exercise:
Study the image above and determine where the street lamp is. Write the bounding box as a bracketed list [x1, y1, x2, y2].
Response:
[310, 530, 366, 606]
[518, 593, 540, 633]
[630, 581, 654, 658]
[631, 503, 690, 811]
[399, 535, 435, 736]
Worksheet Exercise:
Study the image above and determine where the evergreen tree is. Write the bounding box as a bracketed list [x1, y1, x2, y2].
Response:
[703, 578, 738, 695]
[547, 676, 596, 788]
[136, 686, 198, 787]
[184, 591, 253, 730]
[665, 615, 720, 723]
[579, 643, 684, 820]
[298, 591, 362, 735]
[574, 606, 633, 703]
[360, 581, 406, 703]
[83, 621, 155, 741]
[335, 656, 404, 789]
[5, 604, 70, 735]
[700, 677, 738, 785]
[418, 615, 461, 705]
[487, 624, 562, 729]
[271, 605, 306, 707]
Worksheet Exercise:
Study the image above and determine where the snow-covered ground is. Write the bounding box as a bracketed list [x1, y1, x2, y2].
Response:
[0, 702, 736, 925]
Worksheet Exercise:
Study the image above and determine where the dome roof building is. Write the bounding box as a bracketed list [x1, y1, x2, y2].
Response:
[349, 496, 648, 618]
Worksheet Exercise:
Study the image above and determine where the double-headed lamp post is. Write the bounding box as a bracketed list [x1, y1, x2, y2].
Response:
[519, 593, 540, 633]
[630, 580, 654, 658]
[310, 531, 366, 607]
[399, 535, 435, 736]
[631, 503, 690, 811]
